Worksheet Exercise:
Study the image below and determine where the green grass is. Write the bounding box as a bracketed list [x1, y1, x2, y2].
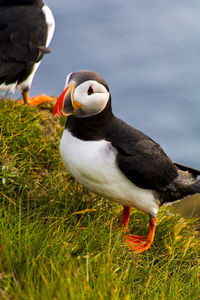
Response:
[0, 99, 200, 299]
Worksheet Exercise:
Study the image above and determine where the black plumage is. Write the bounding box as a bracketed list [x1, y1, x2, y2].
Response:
[66, 89, 200, 207]
[0, 0, 54, 105]
[54, 70, 200, 253]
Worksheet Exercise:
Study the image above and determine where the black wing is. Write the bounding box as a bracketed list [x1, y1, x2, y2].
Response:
[107, 118, 179, 191]
[0, 5, 49, 86]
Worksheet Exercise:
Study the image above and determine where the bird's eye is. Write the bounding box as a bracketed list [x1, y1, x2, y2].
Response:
[87, 86, 94, 95]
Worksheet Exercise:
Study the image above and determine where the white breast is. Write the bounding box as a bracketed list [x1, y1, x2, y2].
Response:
[60, 129, 159, 217]
[42, 5, 55, 47]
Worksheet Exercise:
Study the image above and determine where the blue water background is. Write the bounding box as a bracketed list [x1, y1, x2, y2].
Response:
[6, 0, 200, 168]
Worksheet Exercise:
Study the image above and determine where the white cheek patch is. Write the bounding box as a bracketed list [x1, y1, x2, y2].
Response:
[73, 80, 110, 117]
[88, 93, 109, 113]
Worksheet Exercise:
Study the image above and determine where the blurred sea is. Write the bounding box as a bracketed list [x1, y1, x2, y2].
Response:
[3, 0, 200, 169]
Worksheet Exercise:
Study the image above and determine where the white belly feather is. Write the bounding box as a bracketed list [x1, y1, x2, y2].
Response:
[60, 129, 159, 217]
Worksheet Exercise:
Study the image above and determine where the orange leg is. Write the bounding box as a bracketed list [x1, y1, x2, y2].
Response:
[124, 218, 157, 253]
[21, 90, 55, 106]
[120, 206, 131, 232]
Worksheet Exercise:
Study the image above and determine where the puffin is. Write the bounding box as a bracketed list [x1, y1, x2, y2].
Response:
[0, 0, 55, 105]
[53, 70, 200, 253]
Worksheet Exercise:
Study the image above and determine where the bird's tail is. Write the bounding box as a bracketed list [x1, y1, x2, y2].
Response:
[160, 179, 200, 205]
[181, 179, 200, 198]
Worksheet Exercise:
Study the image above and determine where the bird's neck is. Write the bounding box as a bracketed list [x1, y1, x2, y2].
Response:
[65, 99, 114, 141]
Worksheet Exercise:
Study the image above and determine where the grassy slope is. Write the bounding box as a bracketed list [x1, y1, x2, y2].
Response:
[0, 99, 200, 299]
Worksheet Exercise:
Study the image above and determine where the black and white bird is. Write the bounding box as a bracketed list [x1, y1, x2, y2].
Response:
[0, 0, 55, 105]
[53, 70, 200, 253]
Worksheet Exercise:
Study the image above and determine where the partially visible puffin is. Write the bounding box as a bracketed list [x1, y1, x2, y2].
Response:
[0, 0, 55, 105]
[53, 70, 200, 253]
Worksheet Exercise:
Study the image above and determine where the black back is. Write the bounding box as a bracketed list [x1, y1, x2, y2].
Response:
[0, 0, 43, 6]
[66, 98, 178, 190]
[0, 1, 48, 88]
[66, 96, 200, 204]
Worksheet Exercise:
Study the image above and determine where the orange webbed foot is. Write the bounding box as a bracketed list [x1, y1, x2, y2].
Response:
[124, 218, 157, 253]
[20, 90, 56, 106]
[124, 234, 152, 253]
[26, 94, 56, 106]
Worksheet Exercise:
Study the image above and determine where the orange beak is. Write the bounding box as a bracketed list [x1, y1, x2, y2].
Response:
[52, 82, 82, 117]
[52, 86, 70, 116]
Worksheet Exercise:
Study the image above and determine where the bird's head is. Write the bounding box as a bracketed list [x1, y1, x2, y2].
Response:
[53, 70, 110, 118]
